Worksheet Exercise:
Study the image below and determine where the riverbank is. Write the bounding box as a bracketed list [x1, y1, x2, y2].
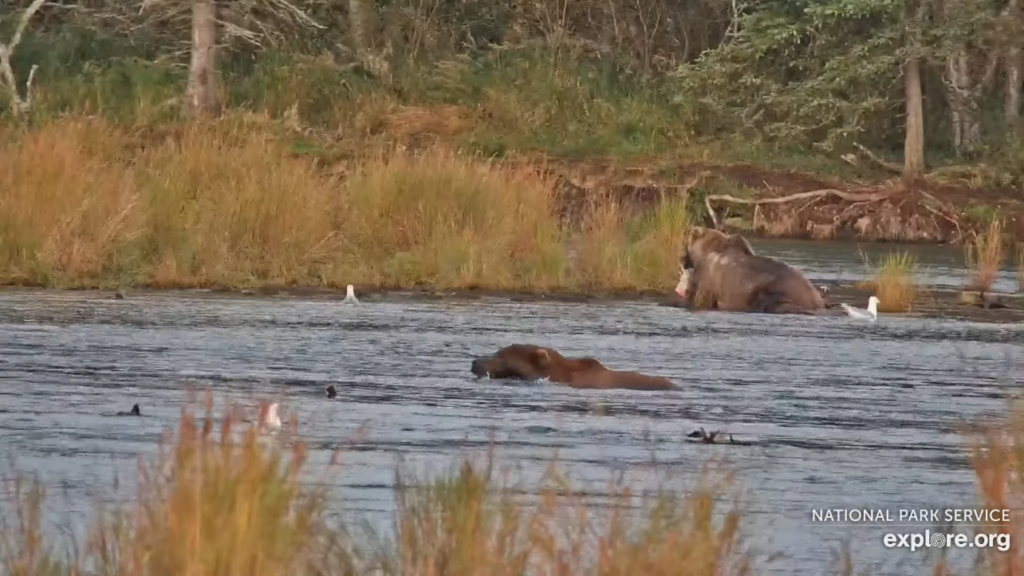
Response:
[541, 154, 1024, 245]
[4, 281, 1022, 324]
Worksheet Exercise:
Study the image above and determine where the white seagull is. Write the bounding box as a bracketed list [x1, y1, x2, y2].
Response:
[841, 296, 880, 321]
[343, 284, 361, 305]
[259, 402, 282, 433]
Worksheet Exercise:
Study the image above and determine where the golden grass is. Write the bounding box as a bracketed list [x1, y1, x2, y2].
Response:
[856, 250, 921, 312]
[963, 400, 1024, 576]
[0, 115, 688, 293]
[6, 393, 1024, 576]
[7, 391, 1024, 576]
[0, 393, 748, 576]
[964, 219, 1006, 292]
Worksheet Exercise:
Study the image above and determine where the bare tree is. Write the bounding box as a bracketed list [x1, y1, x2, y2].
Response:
[184, 0, 218, 118]
[902, 0, 928, 182]
[0, 0, 45, 120]
[1004, 0, 1022, 134]
[135, 0, 327, 118]
[903, 55, 926, 182]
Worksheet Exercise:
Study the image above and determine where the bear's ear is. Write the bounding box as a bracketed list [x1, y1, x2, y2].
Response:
[534, 348, 551, 367]
[688, 227, 707, 241]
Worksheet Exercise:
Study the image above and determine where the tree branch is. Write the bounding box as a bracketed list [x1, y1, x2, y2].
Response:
[704, 188, 896, 229]
[0, 0, 46, 119]
[853, 142, 904, 174]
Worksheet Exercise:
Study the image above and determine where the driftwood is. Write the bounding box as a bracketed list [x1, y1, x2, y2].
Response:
[704, 188, 896, 229]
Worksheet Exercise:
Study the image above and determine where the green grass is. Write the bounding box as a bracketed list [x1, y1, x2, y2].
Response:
[3, 27, 869, 180]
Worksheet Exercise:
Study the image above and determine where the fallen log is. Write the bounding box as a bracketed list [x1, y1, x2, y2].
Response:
[704, 188, 897, 229]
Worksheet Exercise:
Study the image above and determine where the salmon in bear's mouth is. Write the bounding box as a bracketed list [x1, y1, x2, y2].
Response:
[674, 268, 691, 298]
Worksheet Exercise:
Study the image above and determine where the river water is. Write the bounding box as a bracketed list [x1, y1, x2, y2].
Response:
[0, 241, 1022, 575]
[751, 238, 1021, 294]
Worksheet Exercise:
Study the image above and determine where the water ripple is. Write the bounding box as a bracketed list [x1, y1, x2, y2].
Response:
[0, 288, 1020, 575]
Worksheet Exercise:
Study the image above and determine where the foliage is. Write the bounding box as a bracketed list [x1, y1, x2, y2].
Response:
[0, 0, 1022, 178]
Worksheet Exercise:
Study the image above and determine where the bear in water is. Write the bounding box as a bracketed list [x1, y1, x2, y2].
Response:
[470, 344, 678, 391]
[675, 227, 826, 315]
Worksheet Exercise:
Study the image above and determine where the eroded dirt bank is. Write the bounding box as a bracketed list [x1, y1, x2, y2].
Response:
[538, 157, 1024, 245]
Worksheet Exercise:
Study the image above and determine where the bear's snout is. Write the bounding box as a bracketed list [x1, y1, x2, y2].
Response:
[470, 358, 491, 378]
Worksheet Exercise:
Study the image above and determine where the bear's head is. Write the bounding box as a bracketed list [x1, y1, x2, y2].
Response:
[470, 345, 602, 383]
[680, 227, 756, 269]
[470, 344, 557, 380]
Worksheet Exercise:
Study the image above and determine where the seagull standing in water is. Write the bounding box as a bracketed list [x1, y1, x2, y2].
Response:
[258, 402, 283, 433]
[841, 296, 880, 321]
[343, 284, 361, 305]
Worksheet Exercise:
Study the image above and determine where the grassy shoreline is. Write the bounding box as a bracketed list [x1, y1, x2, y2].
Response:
[3, 115, 1023, 298]
[0, 115, 692, 294]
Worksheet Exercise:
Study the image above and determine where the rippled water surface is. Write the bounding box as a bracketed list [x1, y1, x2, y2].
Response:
[752, 238, 1021, 293]
[1, 243, 1022, 575]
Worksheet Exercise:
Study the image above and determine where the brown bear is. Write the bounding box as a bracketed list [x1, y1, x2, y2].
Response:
[675, 227, 827, 314]
[469, 344, 678, 391]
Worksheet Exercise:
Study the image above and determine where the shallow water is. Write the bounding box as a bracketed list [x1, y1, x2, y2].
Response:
[0, 283, 1021, 575]
[752, 238, 1021, 294]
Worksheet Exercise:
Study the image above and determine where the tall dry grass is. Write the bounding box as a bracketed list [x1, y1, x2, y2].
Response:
[6, 393, 1024, 576]
[964, 400, 1024, 576]
[964, 219, 1006, 292]
[0, 394, 748, 576]
[857, 250, 921, 312]
[0, 115, 688, 293]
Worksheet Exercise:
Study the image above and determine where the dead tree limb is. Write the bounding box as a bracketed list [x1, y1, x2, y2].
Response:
[0, 0, 46, 119]
[705, 188, 896, 229]
[659, 170, 709, 203]
[918, 189, 963, 240]
[852, 142, 904, 174]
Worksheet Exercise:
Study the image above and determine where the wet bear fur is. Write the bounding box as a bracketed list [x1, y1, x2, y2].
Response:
[676, 227, 827, 315]
[470, 344, 678, 391]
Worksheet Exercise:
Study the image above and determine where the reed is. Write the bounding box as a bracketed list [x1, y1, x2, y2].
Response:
[857, 250, 921, 312]
[964, 400, 1024, 575]
[1015, 243, 1023, 293]
[8, 393, 1024, 574]
[0, 115, 688, 293]
[82, 391, 348, 576]
[0, 393, 749, 576]
[964, 218, 1006, 292]
[0, 477, 66, 576]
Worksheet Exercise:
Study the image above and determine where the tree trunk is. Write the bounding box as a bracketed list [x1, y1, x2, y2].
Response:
[903, 56, 926, 183]
[348, 0, 367, 57]
[184, 0, 218, 119]
[347, 0, 391, 81]
[1007, 0, 1022, 134]
[946, 49, 983, 157]
[1008, 46, 1022, 133]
